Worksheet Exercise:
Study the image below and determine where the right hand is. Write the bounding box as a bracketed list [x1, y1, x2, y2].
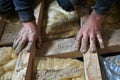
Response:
[13, 21, 41, 54]
[75, 11, 105, 53]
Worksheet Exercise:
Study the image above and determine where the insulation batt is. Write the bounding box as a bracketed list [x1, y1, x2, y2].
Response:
[0, 48, 12, 65]
[41, 0, 80, 41]
[0, 66, 4, 76]
[3, 59, 17, 71]
[0, 71, 13, 80]
[0, 47, 18, 80]
[36, 57, 85, 80]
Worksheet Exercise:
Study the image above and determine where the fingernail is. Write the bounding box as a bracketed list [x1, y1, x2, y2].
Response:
[90, 47, 96, 53]
[15, 50, 19, 55]
[74, 45, 79, 51]
[101, 44, 104, 49]
[80, 48, 86, 53]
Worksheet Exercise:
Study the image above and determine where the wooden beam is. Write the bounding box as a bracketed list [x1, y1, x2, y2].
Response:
[83, 51, 103, 80]
[39, 33, 120, 58]
[12, 43, 36, 80]
[0, 20, 22, 46]
[0, 17, 6, 41]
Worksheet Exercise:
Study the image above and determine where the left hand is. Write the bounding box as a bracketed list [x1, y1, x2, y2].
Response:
[13, 21, 41, 54]
[75, 11, 105, 53]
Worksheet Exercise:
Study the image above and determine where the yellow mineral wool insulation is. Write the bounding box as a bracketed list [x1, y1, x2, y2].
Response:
[0, 66, 4, 76]
[0, 47, 18, 80]
[41, 0, 80, 41]
[3, 59, 17, 72]
[0, 48, 12, 65]
[36, 57, 85, 80]
[0, 71, 13, 80]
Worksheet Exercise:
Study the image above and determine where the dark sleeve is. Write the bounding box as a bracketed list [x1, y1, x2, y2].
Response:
[92, 0, 116, 15]
[57, 0, 87, 11]
[12, 0, 35, 22]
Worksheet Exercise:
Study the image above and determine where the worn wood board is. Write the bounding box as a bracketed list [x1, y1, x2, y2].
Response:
[83, 51, 103, 80]
[39, 29, 120, 58]
[0, 20, 22, 46]
[0, 19, 6, 41]
[12, 43, 36, 80]
[38, 38, 81, 58]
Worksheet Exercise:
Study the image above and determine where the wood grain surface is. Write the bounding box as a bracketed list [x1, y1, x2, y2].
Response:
[39, 30, 120, 58]
[0, 18, 6, 43]
[0, 19, 22, 46]
[83, 51, 103, 80]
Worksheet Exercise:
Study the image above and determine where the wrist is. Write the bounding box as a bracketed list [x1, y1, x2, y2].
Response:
[22, 21, 37, 30]
[23, 21, 36, 25]
[91, 11, 105, 23]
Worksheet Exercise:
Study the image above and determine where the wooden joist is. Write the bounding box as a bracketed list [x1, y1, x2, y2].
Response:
[39, 31, 120, 58]
[0, 18, 6, 43]
[12, 43, 36, 80]
[0, 20, 22, 46]
[83, 51, 103, 80]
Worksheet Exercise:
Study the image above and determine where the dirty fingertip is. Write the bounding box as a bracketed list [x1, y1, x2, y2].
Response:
[74, 44, 79, 51]
[89, 47, 96, 53]
[80, 48, 87, 53]
[100, 43, 104, 49]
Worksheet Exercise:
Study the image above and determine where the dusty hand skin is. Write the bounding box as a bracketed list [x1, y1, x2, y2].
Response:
[13, 21, 41, 54]
[75, 11, 105, 53]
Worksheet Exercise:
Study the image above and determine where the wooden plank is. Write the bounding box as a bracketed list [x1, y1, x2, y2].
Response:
[39, 31, 120, 58]
[0, 18, 6, 41]
[12, 43, 36, 80]
[39, 38, 82, 58]
[83, 51, 103, 80]
[0, 19, 22, 46]
[34, 0, 44, 37]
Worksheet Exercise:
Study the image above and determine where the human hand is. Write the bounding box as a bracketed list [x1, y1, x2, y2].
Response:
[13, 21, 41, 54]
[75, 11, 105, 53]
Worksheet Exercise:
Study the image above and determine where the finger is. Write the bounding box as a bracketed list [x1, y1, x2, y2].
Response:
[25, 41, 33, 51]
[97, 33, 104, 49]
[15, 39, 26, 54]
[89, 34, 96, 53]
[74, 32, 82, 51]
[12, 37, 21, 49]
[25, 35, 34, 51]
[80, 35, 88, 53]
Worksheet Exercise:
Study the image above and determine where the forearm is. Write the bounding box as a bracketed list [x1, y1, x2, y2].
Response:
[12, 0, 35, 22]
[92, 0, 116, 15]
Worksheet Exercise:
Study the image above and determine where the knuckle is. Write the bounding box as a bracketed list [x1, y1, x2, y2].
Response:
[20, 39, 26, 43]
[82, 37, 88, 42]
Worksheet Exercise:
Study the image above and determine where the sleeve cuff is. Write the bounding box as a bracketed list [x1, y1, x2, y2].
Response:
[18, 9, 35, 22]
[92, 6, 107, 15]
